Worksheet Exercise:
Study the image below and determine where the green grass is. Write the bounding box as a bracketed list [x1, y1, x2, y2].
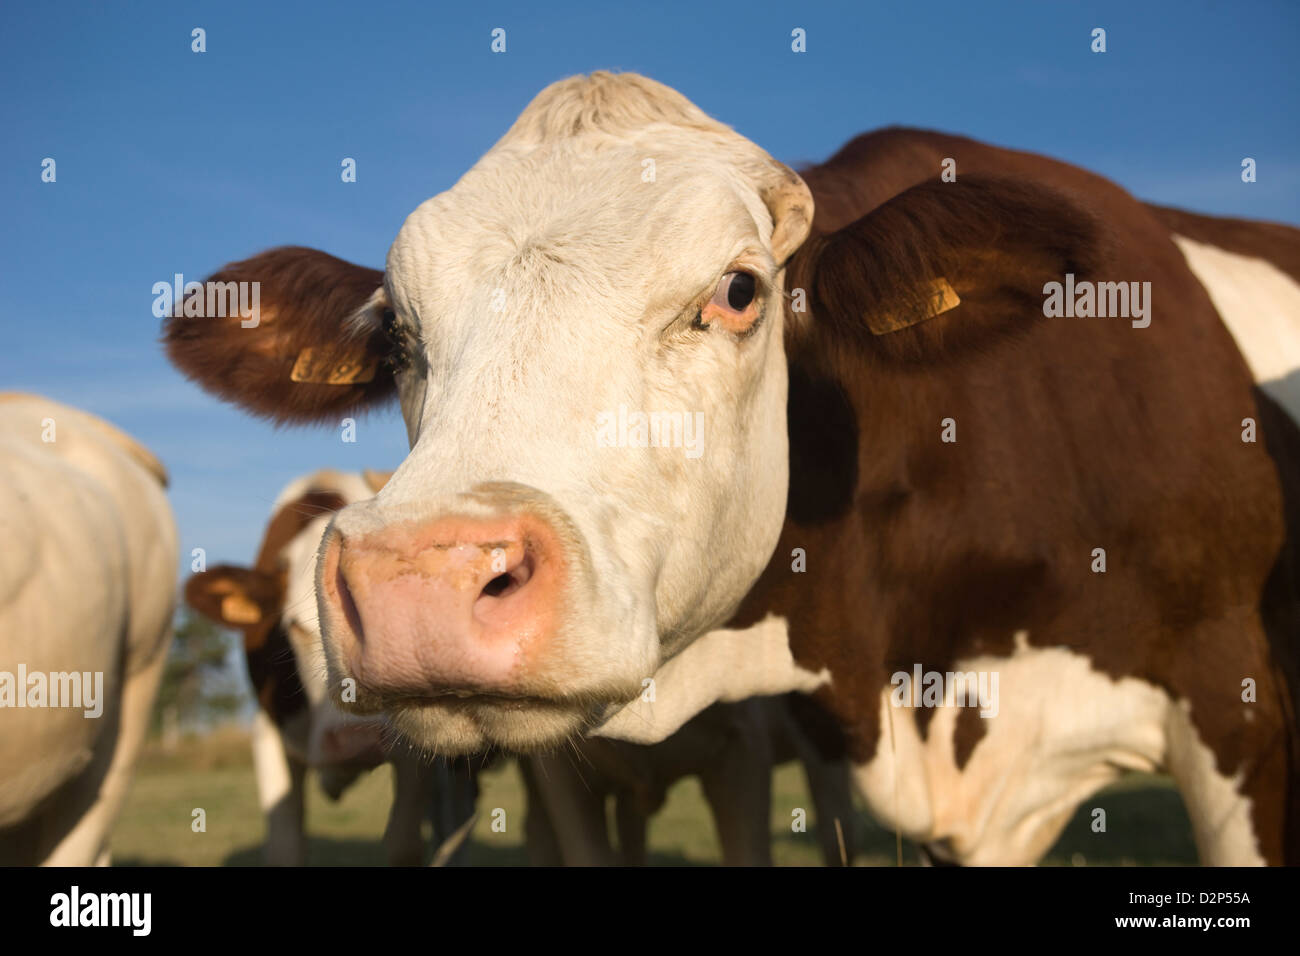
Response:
[111, 728, 1198, 866]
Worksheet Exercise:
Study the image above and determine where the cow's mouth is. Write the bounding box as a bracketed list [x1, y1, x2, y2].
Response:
[390, 691, 555, 711]
[381, 686, 617, 754]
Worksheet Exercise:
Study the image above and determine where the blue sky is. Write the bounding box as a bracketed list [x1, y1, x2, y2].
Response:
[2, 0, 1297, 575]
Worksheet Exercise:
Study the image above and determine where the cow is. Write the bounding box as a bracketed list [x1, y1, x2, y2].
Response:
[0, 393, 177, 865]
[183, 468, 472, 866]
[162, 72, 1300, 865]
[190, 468, 854, 865]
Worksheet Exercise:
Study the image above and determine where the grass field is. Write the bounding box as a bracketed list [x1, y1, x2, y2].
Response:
[111, 727, 1199, 866]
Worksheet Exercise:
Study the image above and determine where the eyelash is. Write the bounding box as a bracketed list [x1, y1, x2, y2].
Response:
[382, 308, 416, 373]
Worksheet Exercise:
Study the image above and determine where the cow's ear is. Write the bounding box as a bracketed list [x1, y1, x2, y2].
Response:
[788, 177, 1107, 358]
[185, 565, 282, 632]
[759, 164, 814, 267]
[162, 246, 397, 424]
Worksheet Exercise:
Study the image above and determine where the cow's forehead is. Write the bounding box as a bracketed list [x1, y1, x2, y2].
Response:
[385, 141, 772, 322]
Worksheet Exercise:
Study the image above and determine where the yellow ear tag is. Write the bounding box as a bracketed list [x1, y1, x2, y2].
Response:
[868, 277, 961, 335]
[221, 593, 262, 626]
[291, 348, 378, 385]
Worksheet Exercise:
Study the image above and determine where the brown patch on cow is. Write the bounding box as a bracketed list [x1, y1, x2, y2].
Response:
[732, 127, 1300, 862]
[951, 703, 987, 771]
[785, 366, 857, 524]
[161, 247, 398, 424]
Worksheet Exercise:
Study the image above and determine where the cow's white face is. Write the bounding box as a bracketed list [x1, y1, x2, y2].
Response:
[166, 73, 812, 755]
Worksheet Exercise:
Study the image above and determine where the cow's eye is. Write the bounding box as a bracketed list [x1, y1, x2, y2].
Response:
[698, 271, 761, 333]
[712, 271, 756, 312]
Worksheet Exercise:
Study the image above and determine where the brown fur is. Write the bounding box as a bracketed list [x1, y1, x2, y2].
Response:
[789, 176, 1109, 362]
[161, 247, 396, 424]
[732, 127, 1300, 864]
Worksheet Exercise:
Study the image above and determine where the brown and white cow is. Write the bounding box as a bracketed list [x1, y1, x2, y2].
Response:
[0, 393, 177, 865]
[184, 468, 468, 866]
[163, 73, 1300, 865]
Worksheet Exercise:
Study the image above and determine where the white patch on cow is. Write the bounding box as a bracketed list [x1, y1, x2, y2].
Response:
[1164, 697, 1267, 865]
[593, 614, 829, 744]
[852, 634, 1264, 865]
[1173, 234, 1300, 424]
[251, 708, 294, 815]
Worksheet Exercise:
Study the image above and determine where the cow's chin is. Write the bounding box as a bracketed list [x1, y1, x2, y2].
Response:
[382, 694, 610, 755]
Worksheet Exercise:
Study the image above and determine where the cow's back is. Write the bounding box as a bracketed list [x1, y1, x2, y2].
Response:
[0, 394, 176, 827]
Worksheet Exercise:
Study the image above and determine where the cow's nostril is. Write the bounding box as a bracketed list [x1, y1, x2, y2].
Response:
[482, 573, 513, 598]
[335, 558, 365, 644]
[475, 551, 534, 607]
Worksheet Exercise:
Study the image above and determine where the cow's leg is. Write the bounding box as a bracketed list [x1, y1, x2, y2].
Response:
[425, 756, 478, 865]
[524, 752, 617, 865]
[699, 723, 774, 866]
[802, 755, 856, 866]
[1165, 695, 1278, 866]
[520, 757, 564, 865]
[250, 709, 306, 866]
[42, 638, 170, 866]
[385, 753, 433, 866]
[613, 795, 650, 865]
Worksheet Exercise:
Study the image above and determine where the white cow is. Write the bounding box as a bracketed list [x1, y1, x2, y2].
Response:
[0, 393, 177, 865]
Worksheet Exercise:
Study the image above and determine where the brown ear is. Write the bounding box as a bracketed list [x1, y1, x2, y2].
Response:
[162, 246, 398, 424]
[760, 165, 814, 267]
[185, 565, 284, 648]
[789, 177, 1108, 359]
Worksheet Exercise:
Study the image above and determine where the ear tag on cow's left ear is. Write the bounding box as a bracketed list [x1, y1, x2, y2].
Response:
[868, 277, 961, 335]
[290, 347, 379, 385]
[221, 593, 262, 625]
